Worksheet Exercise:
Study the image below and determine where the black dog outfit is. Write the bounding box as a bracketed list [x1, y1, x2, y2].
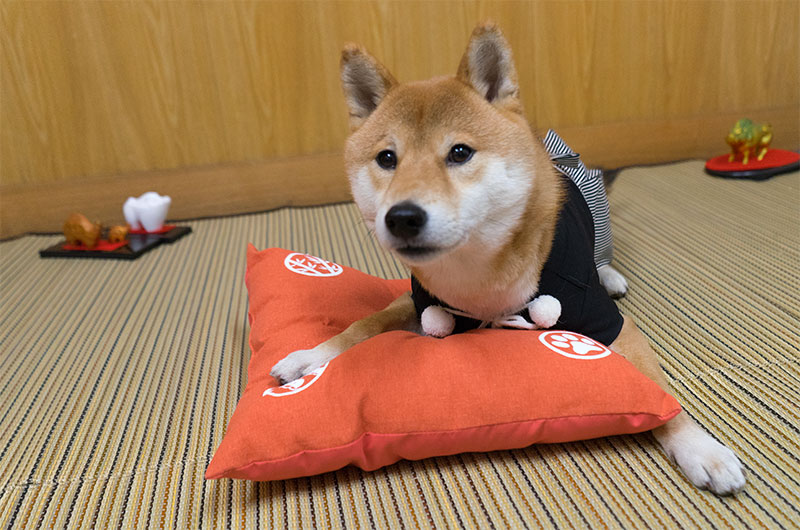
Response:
[411, 130, 624, 346]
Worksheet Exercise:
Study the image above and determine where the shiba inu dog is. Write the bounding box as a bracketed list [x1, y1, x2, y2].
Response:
[271, 23, 745, 495]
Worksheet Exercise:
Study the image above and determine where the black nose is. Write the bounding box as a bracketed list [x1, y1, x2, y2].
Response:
[385, 201, 427, 239]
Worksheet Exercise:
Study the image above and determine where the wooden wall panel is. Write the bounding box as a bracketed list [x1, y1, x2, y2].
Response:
[1, 0, 798, 235]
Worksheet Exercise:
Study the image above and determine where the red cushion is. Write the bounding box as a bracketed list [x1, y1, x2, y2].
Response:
[206, 246, 681, 481]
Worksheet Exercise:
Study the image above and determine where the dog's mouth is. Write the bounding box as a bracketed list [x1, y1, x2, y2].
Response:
[394, 245, 441, 260]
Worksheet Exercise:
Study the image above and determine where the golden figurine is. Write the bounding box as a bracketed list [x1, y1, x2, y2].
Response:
[726, 118, 772, 165]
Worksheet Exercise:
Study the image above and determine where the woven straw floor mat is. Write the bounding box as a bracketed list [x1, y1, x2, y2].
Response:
[1, 160, 798, 528]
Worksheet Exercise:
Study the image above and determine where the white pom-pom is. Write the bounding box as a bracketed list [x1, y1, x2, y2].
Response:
[528, 295, 561, 329]
[421, 305, 456, 338]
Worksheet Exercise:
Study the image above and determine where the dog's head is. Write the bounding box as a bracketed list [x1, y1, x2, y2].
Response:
[340, 23, 552, 271]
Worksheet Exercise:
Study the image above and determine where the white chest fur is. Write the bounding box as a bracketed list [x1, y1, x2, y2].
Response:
[413, 251, 540, 321]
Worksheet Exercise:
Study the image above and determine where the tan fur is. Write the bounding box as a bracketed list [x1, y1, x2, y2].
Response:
[271, 22, 745, 495]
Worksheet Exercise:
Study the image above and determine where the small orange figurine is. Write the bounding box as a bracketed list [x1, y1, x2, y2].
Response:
[63, 213, 102, 248]
[108, 224, 130, 243]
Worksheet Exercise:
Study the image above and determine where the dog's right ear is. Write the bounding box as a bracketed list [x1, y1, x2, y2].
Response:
[340, 44, 397, 130]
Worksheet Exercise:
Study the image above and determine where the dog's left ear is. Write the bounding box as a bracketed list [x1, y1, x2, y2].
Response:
[457, 23, 519, 106]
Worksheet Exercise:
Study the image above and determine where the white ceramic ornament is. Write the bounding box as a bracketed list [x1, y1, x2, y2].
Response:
[123, 192, 171, 232]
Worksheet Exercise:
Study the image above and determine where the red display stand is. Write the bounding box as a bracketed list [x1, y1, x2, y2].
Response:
[705, 149, 800, 180]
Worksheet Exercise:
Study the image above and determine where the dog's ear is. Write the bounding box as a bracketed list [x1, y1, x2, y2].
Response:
[457, 23, 519, 105]
[340, 44, 397, 130]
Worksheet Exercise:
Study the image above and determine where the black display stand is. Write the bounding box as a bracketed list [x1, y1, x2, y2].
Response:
[39, 226, 191, 260]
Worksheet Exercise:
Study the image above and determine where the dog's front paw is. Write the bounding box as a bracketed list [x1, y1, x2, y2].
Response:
[270, 347, 331, 385]
[661, 427, 746, 495]
[598, 264, 628, 299]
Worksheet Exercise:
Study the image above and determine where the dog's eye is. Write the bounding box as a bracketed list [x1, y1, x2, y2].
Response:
[376, 150, 397, 170]
[447, 144, 475, 165]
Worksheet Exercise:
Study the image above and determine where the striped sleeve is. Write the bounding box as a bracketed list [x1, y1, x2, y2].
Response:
[543, 129, 614, 267]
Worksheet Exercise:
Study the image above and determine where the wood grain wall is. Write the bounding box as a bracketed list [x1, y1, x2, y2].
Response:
[1, 1, 799, 236]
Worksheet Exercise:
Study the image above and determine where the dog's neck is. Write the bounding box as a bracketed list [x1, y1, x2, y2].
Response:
[410, 163, 564, 321]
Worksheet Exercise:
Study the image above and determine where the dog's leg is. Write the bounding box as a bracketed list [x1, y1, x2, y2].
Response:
[609, 316, 746, 495]
[270, 292, 418, 384]
[598, 264, 628, 299]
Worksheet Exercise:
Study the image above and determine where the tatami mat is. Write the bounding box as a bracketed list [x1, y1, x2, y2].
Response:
[1, 160, 798, 527]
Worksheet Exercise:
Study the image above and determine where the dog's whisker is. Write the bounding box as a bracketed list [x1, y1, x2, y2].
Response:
[357, 223, 377, 246]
